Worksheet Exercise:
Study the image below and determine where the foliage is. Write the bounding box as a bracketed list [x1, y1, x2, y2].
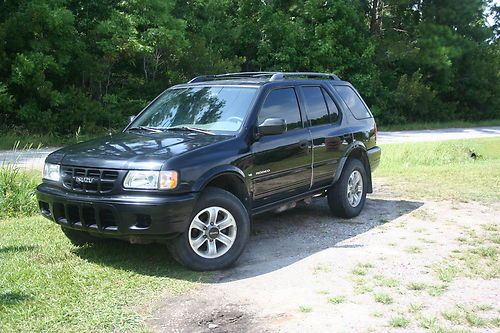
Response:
[0, 0, 499, 135]
[0, 164, 39, 217]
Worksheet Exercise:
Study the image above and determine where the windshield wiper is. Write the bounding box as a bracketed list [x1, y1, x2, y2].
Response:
[127, 126, 164, 133]
[165, 126, 215, 135]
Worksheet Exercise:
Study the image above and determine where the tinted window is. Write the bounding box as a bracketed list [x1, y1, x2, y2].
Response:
[323, 90, 340, 122]
[302, 86, 329, 126]
[133, 87, 257, 133]
[258, 88, 302, 130]
[334, 86, 371, 119]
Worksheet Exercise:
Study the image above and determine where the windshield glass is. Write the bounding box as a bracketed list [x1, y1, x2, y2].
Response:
[130, 86, 258, 134]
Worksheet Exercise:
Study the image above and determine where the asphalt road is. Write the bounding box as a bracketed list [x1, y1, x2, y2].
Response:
[1, 126, 499, 169]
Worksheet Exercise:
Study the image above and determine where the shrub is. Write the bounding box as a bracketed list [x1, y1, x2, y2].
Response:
[0, 164, 39, 218]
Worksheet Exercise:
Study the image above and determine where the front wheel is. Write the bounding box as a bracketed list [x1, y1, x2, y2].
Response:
[327, 158, 367, 218]
[167, 187, 250, 271]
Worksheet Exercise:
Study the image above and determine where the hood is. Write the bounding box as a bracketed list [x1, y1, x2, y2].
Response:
[48, 131, 229, 170]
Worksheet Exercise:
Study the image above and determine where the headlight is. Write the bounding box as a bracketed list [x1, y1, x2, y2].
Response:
[43, 163, 60, 181]
[123, 170, 178, 190]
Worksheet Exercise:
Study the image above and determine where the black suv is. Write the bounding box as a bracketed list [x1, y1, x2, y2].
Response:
[37, 72, 381, 270]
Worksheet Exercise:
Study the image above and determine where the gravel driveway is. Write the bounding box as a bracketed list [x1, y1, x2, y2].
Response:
[146, 183, 499, 332]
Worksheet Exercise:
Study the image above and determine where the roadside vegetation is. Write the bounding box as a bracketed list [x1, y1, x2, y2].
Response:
[375, 137, 500, 203]
[0, 127, 109, 150]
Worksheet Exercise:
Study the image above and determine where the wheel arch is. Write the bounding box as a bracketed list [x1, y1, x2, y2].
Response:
[334, 142, 373, 193]
[193, 166, 251, 210]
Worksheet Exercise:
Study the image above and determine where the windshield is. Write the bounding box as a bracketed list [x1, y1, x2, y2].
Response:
[130, 86, 258, 134]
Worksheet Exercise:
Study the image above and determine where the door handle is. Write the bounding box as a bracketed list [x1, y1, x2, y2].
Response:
[298, 140, 309, 149]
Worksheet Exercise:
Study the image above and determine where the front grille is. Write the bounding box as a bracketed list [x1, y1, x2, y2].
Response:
[51, 201, 118, 231]
[61, 166, 119, 194]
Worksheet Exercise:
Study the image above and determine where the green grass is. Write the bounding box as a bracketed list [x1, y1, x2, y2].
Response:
[299, 305, 313, 313]
[0, 216, 203, 332]
[373, 275, 399, 287]
[441, 305, 488, 328]
[327, 295, 346, 304]
[407, 282, 427, 291]
[351, 263, 373, 276]
[0, 166, 40, 217]
[374, 293, 393, 304]
[378, 119, 500, 132]
[389, 315, 410, 328]
[375, 137, 500, 203]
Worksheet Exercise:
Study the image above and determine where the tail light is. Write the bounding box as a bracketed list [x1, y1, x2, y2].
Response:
[374, 122, 377, 144]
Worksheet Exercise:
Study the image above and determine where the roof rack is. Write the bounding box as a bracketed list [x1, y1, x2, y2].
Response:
[187, 71, 340, 83]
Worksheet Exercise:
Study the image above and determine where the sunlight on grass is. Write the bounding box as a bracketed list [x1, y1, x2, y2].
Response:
[0, 216, 203, 332]
[375, 137, 500, 203]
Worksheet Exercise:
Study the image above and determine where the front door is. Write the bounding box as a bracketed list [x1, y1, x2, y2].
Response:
[251, 87, 312, 207]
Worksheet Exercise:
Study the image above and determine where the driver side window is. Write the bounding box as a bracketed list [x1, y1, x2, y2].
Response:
[258, 88, 302, 130]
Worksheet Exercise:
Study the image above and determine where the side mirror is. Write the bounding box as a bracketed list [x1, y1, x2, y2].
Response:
[128, 115, 136, 124]
[258, 118, 287, 136]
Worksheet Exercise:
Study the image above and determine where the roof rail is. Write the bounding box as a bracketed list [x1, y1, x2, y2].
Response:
[270, 72, 340, 81]
[188, 72, 277, 83]
[187, 71, 340, 83]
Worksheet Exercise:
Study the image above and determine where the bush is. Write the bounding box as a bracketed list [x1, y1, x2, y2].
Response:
[0, 164, 39, 218]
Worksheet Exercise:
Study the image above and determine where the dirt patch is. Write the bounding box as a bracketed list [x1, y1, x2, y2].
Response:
[146, 184, 499, 332]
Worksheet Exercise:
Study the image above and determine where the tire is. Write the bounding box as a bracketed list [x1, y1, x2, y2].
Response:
[327, 158, 367, 218]
[61, 227, 103, 246]
[167, 187, 250, 271]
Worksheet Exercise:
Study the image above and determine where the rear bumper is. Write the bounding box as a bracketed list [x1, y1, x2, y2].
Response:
[367, 146, 381, 171]
[36, 183, 197, 241]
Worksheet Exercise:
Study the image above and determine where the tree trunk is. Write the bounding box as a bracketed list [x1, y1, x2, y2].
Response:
[370, 0, 383, 35]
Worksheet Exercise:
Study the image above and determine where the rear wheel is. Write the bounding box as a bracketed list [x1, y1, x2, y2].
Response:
[167, 187, 250, 271]
[327, 158, 367, 218]
[61, 227, 102, 246]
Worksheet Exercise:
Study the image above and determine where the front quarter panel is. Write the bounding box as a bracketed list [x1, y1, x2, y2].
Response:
[163, 137, 252, 194]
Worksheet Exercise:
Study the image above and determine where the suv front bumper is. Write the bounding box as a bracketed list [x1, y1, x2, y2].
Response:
[36, 183, 197, 241]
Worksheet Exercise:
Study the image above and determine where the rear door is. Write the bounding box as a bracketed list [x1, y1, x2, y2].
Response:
[251, 87, 312, 206]
[299, 85, 351, 189]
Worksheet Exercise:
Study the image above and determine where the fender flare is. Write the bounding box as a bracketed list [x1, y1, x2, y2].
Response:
[332, 141, 373, 193]
[192, 165, 248, 193]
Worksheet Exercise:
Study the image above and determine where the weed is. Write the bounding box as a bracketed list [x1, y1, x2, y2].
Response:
[374, 293, 393, 304]
[427, 284, 448, 296]
[313, 263, 331, 274]
[409, 303, 425, 313]
[405, 245, 422, 254]
[352, 263, 373, 276]
[328, 296, 346, 304]
[299, 305, 312, 313]
[407, 282, 426, 291]
[373, 275, 399, 287]
[389, 316, 410, 328]
[419, 316, 438, 329]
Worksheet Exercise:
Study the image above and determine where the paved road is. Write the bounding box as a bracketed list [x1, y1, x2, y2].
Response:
[1, 126, 499, 169]
[377, 126, 500, 144]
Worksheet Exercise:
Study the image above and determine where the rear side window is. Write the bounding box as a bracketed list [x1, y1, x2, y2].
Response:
[322, 90, 340, 123]
[302, 86, 329, 126]
[334, 86, 371, 119]
[258, 88, 302, 130]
